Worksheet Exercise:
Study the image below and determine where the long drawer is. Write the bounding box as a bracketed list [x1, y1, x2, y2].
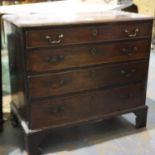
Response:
[25, 22, 152, 48]
[30, 83, 146, 129]
[26, 39, 150, 73]
[28, 61, 147, 99]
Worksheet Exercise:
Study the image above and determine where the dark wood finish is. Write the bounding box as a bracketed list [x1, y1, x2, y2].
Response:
[31, 83, 146, 129]
[7, 30, 28, 122]
[25, 22, 152, 48]
[26, 39, 150, 73]
[3, 10, 153, 155]
[28, 61, 147, 99]
[24, 105, 148, 155]
[25, 132, 45, 155]
[134, 105, 148, 128]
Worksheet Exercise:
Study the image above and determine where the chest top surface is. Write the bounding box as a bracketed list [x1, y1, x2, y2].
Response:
[2, 10, 153, 28]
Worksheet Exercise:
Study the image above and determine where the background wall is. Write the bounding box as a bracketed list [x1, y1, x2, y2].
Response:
[134, 0, 155, 37]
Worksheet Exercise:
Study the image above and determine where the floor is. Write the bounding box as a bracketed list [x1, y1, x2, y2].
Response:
[0, 50, 155, 155]
[147, 51, 155, 100]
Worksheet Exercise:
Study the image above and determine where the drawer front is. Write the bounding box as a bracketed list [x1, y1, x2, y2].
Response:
[28, 61, 147, 99]
[25, 22, 152, 48]
[26, 40, 150, 73]
[30, 83, 146, 129]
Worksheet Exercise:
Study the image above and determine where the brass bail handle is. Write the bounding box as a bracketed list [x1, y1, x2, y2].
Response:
[45, 34, 64, 44]
[120, 69, 135, 78]
[125, 28, 139, 37]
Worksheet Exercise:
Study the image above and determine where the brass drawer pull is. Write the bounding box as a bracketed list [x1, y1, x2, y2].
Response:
[120, 69, 135, 78]
[90, 48, 97, 55]
[122, 48, 131, 56]
[50, 105, 65, 114]
[52, 79, 65, 89]
[133, 46, 138, 51]
[45, 34, 64, 44]
[92, 29, 98, 37]
[122, 46, 137, 56]
[119, 93, 134, 100]
[46, 55, 64, 63]
[125, 28, 139, 37]
[46, 79, 66, 89]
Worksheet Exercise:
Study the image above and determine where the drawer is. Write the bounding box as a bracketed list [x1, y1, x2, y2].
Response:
[26, 39, 150, 73]
[28, 61, 148, 99]
[25, 22, 152, 48]
[30, 83, 146, 129]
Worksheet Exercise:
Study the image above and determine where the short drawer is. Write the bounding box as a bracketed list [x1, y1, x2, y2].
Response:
[28, 61, 148, 99]
[25, 22, 152, 48]
[26, 39, 150, 73]
[30, 83, 146, 129]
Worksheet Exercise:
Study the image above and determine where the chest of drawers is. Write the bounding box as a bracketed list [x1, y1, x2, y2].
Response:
[3, 11, 153, 155]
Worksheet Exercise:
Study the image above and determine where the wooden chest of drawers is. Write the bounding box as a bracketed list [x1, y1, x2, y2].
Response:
[3, 10, 153, 155]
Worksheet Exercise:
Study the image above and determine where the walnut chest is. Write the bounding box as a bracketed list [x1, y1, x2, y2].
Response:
[3, 10, 153, 155]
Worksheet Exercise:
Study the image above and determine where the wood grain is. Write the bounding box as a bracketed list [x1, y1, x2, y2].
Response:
[26, 39, 150, 73]
[25, 22, 152, 48]
[30, 83, 146, 129]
